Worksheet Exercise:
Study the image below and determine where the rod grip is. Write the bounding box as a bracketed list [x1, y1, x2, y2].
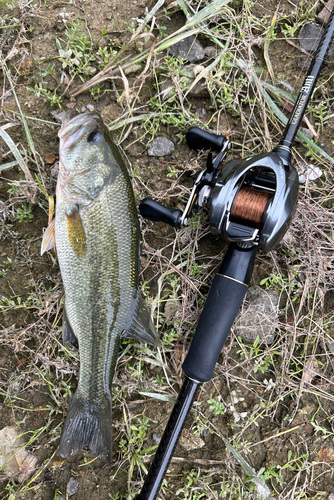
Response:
[182, 275, 247, 382]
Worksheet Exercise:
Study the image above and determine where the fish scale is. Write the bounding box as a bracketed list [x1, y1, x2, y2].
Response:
[57, 178, 131, 397]
[42, 111, 158, 462]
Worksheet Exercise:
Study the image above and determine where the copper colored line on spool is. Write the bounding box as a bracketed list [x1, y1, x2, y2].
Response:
[230, 188, 271, 228]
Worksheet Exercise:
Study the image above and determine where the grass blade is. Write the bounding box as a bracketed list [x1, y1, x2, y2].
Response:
[263, 9, 277, 81]
[3, 63, 38, 164]
[138, 391, 175, 402]
[0, 160, 18, 172]
[0, 127, 34, 182]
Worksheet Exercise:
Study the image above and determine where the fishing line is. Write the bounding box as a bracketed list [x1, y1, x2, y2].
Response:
[230, 188, 271, 228]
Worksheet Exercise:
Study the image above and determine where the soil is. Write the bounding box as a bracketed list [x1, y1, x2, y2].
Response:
[1, 1, 334, 500]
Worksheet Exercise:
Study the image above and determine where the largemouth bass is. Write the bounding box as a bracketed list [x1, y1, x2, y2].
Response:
[41, 111, 158, 463]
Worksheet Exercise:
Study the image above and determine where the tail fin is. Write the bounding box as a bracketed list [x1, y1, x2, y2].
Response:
[59, 392, 112, 463]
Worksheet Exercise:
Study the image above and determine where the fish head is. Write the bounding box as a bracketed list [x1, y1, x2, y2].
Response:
[58, 111, 122, 202]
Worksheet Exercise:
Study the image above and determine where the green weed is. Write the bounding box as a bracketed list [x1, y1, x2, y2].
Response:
[28, 83, 63, 108]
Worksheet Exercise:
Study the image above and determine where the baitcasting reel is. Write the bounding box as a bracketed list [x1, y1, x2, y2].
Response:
[140, 126, 299, 253]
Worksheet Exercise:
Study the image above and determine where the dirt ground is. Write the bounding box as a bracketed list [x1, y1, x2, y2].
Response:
[1, 0, 334, 499]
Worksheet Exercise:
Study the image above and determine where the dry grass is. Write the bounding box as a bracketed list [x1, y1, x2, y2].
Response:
[0, 0, 334, 499]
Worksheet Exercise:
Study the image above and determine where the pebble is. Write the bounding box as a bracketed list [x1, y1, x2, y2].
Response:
[298, 162, 323, 184]
[179, 428, 205, 451]
[169, 35, 205, 62]
[234, 285, 279, 345]
[328, 493, 334, 500]
[298, 23, 332, 68]
[147, 137, 175, 157]
[44, 153, 56, 165]
[67, 477, 79, 496]
[164, 298, 179, 320]
[317, 0, 334, 24]
[298, 126, 314, 141]
[318, 445, 334, 462]
[4, 91, 13, 102]
[152, 433, 161, 444]
[327, 341, 334, 354]
[204, 46, 217, 58]
[0, 426, 38, 482]
[50, 110, 66, 123]
[196, 108, 207, 117]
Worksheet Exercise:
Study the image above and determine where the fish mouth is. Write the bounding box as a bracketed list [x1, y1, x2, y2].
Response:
[58, 111, 101, 149]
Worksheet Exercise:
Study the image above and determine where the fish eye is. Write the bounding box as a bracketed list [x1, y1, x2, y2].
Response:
[87, 130, 102, 143]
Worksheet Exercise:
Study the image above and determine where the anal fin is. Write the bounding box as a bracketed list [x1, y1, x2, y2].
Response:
[123, 292, 160, 346]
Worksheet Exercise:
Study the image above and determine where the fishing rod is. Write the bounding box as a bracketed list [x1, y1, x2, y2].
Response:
[136, 9, 334, 499]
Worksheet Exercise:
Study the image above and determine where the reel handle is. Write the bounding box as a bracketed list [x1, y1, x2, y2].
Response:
[139, 198, 182, 228]
[186, 126, 227, 152]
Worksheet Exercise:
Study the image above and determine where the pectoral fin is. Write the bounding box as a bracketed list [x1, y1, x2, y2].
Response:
[123, 292, 160, 346]
[41, 219, 56, 255]
[66, 205, 86, 259]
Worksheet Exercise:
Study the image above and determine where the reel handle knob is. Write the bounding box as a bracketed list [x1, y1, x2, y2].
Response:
[139, 198, 182, 228]
[186, 127, 227, 152]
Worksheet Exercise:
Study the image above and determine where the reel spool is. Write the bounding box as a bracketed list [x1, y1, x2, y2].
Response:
[230, 187, 271, 229]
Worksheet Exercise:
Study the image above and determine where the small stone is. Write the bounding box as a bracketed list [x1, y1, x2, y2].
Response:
[318, 445, 334, 462]
[192, 64, 205, 77]
[298, 162, 323, 184]
[317, 0, 334, 24]
[298, 23, 332, 68]
[327, 341, 334, 354]
[152, 433, 161, 444]
[179, 428, 205, 451]
[51, 163, 59, 177]
[196, 108, 207, 117]
[66, 102, 76, 109]
[302, 359, 320, 385]
[298, 126, 314, 141]
[169, 35, 205, 62]
[87, 104, 94, 111]
[204, 46, 217, 58]
[164, 298, 179, 320]
[234, 286, 279, 345]
[147, 137, 175, 157]
[67, 477, 79, 496]
[124, 64, 142, 75]
[50, 110, 66, 123]
[0, 426, 38, 482]
[44, 153, 56, 165]
[328, 493, 334, 500]
[304, 423, 313, 434]
[4, 91, 13, 102]
[160, 78, 174, 100]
